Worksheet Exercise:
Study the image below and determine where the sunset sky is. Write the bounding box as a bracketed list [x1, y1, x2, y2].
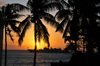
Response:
[0, 0, 66, 50]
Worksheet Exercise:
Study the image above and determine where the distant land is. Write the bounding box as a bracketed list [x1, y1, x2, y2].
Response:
[28, 48, 68, 53]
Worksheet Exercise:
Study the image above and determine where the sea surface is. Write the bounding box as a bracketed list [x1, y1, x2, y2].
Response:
[2, 50, 72, 66]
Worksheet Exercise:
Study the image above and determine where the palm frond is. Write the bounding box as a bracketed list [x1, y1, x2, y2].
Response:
[7, 20, 20, 35]
[27, 0, 33, 9]
[37, 19, 50, 47]
[9, 3, 29, 12]
[18, 21, 31, 46]
[35, 23, 42, 42]
[60, 0, 70, 8]
[68, 0, 74, 7]
[27, 0, 32, 5]
[43, 2, 63, 11]
[8, 20, 20, 24]
[19, 16, 30, 30]
[8, 14, 24, 19]
[56, 17, 68, 32]
[10, 23, 20, 36]
[60, 17, 68, 27]
[43, 16, 59, 28]
[63, 21, 71, 38]
[7, 27, 14, 42]
[41, 12, 54, 19]
[55, 9, 71, 21]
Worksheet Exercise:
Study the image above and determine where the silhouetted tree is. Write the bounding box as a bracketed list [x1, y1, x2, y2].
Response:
[69, 0, 100, 53]
[18, 0, 64, 66]
[0, 10, 3, 66]
[0, 3, 28, 66]
[55, 8, 80, 53]
[55, 0, 100, 53]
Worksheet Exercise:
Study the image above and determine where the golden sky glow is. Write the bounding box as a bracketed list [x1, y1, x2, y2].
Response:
[1, 1, 66, 50]
[3, 21, 66, 50]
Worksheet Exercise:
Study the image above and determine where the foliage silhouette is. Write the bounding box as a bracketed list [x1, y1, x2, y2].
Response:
[55, 0, 100, 53]
[0, 3, 28, 66]
[55, 0, 100, 66]
[18, 0, 64, 66]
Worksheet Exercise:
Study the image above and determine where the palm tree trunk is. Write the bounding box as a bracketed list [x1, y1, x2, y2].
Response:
[33, 23, 37, 66]
[74, 41, 77, 53]
[83, 40, 86, 53]
[4, 26, 7, 66]
[0, 23, 3, 66]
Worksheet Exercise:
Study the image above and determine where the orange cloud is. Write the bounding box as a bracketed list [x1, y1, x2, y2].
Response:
[0, 1, 5, 5]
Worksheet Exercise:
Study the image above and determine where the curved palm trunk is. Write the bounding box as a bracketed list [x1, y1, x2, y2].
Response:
[4, 26, 7, 66]
[33, 23, 37, 66]
[0, 23, 3, 66]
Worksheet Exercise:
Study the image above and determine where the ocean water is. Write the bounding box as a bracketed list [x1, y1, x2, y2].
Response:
[2, 50, 72, 66]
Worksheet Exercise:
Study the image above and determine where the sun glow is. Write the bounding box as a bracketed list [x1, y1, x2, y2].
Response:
[37, 42, 39, 46]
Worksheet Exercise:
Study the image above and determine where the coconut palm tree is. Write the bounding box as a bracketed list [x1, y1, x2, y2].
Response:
[55, 0, 100, 53]
[0, 10, 4, 66]
[69, 0, 100, 53]
[55, 9, 79, 53]
[18, 0, 65, 66]
[0, 3, 28, 66]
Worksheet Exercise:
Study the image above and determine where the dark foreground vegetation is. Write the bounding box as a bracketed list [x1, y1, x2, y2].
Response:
[51, 0, 100, 66]
[0, 0, 100, 66]
[51, 52, 100, 66]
